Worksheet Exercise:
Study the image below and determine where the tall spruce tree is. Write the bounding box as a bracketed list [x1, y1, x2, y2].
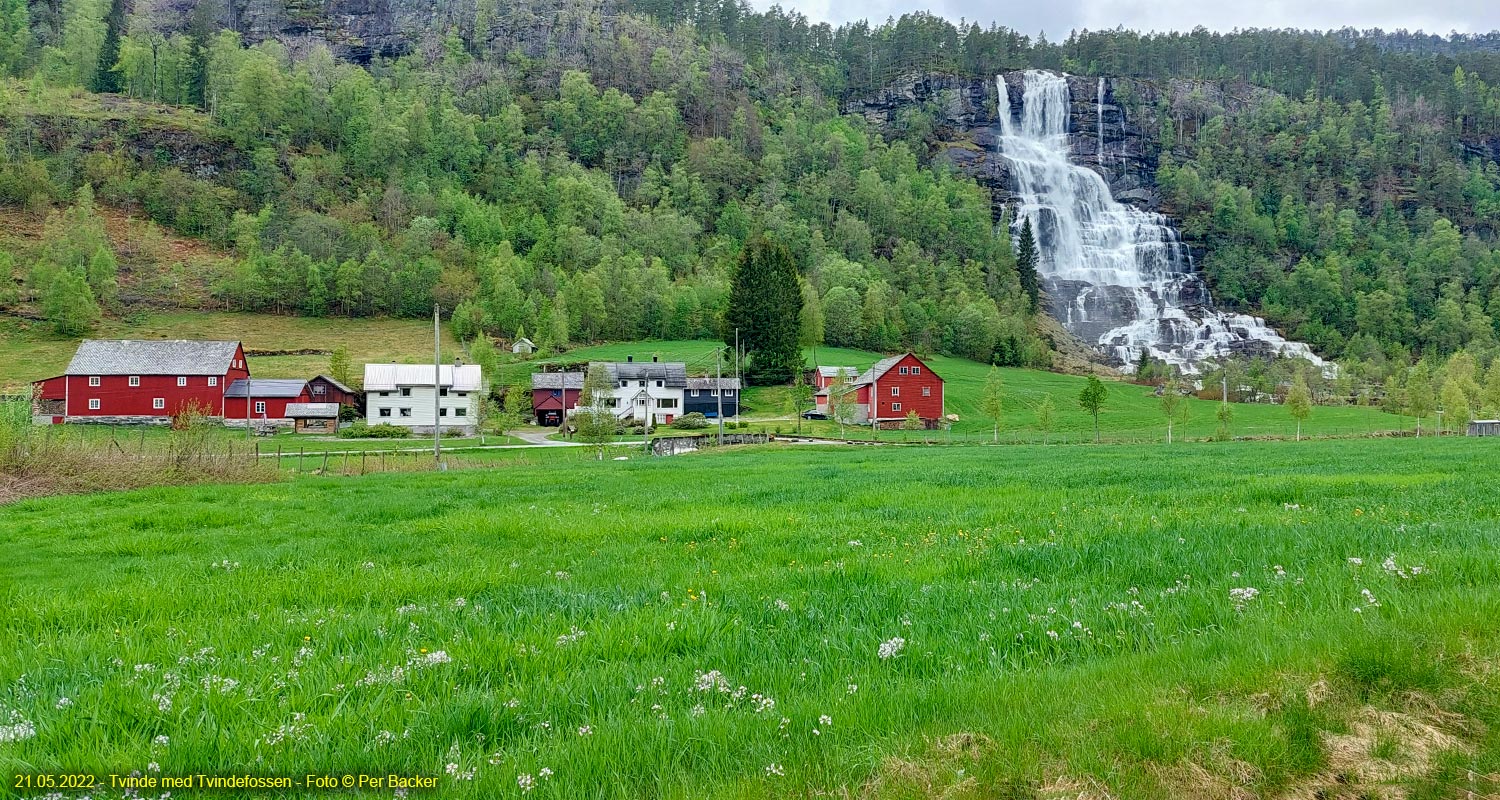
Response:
[1015, 217, 1040, 313]
[725, 235, 803, 385]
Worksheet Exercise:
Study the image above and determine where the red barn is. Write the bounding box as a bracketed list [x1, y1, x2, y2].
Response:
[32, 340, 249, 424]
[531, 371, 583, 426]
[851, 353, 944, 427]
[306, 375, 360, 410]
[223, 379, 313, 427]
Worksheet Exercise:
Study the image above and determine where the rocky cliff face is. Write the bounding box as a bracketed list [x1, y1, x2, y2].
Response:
[847, 72, 1162, 218]
[848, 71, 1281, 221]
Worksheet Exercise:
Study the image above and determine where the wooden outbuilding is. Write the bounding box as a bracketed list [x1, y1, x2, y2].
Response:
[1469, 420, 1500, 436]
[286, 402, 340, 434]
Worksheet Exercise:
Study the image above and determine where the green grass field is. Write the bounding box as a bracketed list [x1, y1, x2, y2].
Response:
[4, 439, 1498, 798]
[518, 340, 1413, 443]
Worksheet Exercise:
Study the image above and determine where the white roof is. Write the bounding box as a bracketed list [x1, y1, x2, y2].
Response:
[285, 403, 340, 418]
[364, 363, 483, 392]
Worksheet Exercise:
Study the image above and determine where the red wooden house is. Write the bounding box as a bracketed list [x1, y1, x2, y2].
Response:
[850, 353, 944, 427]
[531, 371, 584, 426]
[32, 340, 249, 424]
[223, 379, 314, 426]
[306, 375, 360, 411]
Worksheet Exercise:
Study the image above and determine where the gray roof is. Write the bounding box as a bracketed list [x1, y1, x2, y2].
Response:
[598, 361, 688, 388]
[686, 377, 741, 390]
[65, 339, 241, 376]
[224, 379, 308, 398]
[532, 372, 585, 390]
[285, 402, 340, 418]
[854, 354, 909, 386]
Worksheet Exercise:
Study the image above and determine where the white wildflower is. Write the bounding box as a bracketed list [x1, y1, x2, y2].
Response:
[1361, 588, 1381, 607]
[0, 720, 36, 743]
[555, 627, 587, 647]
[153, 735, 170, 747]
[55, 697, 72, 709]
[819, 714, 832, 726]
[147, 762, 160, 773]
[577, 725, 592, 736]
[1347, 557, 1363, 566]
[694, 670, 731, 693]
[1229, 587, 1260, 610]
[765, 763, 784, 777]
[538, 768, 553, 780]
[517, 774, 535, 793]
[877, 636, 906, 660]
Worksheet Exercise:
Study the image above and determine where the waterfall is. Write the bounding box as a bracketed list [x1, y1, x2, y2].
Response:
[1096, 78, 1106, 167]
[997, 70, 1323, 373]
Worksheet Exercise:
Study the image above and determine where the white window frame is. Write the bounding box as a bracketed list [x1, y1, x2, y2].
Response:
[153, 398, 165, 410]
[892, 402, 902, 411]
[899, 366, 909, 375]
[400, 388, 412, 397]
[378, 408, 392, 417]
[922, 386, 931, 397]
[88, 398, 101, 410]
[128, 376, 140, 387]
[890, 386, 900, 397]
[911, 366, 920, 375]
[89, 376, 101, 387]
[208, 377, 218, 387]
[454, 408, 467, 417]
[254, 401, 266, 415]
[399, 408, 412, 417]
[177, 376, 187, 387]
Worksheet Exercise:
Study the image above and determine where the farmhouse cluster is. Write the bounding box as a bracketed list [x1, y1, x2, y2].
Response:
[30, 338, 950, 435]
[529, 356, 742, 427]
[30, 339, 474, 434]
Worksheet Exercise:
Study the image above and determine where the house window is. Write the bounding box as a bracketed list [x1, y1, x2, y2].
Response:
[379, 391, 390, 397]
[399, 408, 412, 417]
[312, 385, 325, 395]
[658, 398, 678, 408]
[400, 388, 412, 397]
[440, 388, 448, 396]
[208, 377, 218, 387]
[551, 390, 561, 398]
[638, 380, 646, 387]
[456, 392, 466, 397]
[379, 408, 392, 418]
[655, 380, 663, 387]
[177, 377, 187, 387]
[89, 376, 100, 387]
[620, 381, 628, 388]
[153, 398, 165, 410]
[912, 367, 920, 374]
[922, 386, 931, 397]
[899, 366, 909, 375]
[88, 398, 100, 410]
[129, 376, 140, 387]
[440, 408, 448, 417]
[725, 389, 736, 396]
[455, 408, 467, 417]
[690, 389, 699, 397]
[892, 402, 902, 411]
[890, 387, 900, 396]
[254, 401, 266, 415]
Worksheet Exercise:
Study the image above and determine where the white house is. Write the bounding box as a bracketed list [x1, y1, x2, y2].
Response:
[364, 362, 483, 434]
[585, 358, 687, 426]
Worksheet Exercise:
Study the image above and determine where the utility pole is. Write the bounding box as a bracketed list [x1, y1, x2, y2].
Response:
[433, 303, 442, 465]
[716, 346, 724, 446]
[245, 379, 251, 439]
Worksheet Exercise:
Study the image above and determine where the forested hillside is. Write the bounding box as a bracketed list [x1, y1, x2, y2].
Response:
[3, 0, 1500, 388]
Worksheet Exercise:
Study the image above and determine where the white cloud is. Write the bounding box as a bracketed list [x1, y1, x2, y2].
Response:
[751, 0, 1500, 36]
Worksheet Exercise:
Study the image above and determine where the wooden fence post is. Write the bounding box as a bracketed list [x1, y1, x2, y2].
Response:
[298, 447, 304, 473]
[321, 450, 329, 474]
[361, 451, 367, 475]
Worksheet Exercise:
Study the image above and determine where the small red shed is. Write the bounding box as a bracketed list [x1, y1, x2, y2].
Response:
[531, 371, 584, 426]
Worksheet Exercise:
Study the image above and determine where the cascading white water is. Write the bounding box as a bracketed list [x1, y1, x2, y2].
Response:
[998, 70, 1323, 373]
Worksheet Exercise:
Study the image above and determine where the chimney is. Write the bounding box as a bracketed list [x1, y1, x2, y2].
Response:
[627, 355, 633, 363]
[454, 357, 463, 368]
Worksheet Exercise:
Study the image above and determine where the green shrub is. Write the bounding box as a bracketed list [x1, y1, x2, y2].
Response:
[338, 422, 409, 439]
[671, 412, 709, 430]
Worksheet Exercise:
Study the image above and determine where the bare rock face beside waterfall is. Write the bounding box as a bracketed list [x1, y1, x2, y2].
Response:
[846, 71, 1164, 216]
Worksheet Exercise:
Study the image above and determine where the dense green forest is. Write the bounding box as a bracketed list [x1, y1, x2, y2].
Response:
[3, 0, 1500, 399]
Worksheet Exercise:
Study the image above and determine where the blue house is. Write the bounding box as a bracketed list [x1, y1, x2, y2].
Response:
[682, 378, 740, 418]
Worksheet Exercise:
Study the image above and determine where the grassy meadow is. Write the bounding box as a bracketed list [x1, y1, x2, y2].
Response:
[519, 340, 1411, 443]
[3, 438, 1499, 798]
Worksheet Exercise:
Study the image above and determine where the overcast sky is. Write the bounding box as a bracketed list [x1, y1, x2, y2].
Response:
[761, 0, 1500, 36]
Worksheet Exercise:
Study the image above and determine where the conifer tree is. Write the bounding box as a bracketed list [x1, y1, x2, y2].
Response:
[1015, 216, 1041, 313]
[725, 235, 803, 385]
